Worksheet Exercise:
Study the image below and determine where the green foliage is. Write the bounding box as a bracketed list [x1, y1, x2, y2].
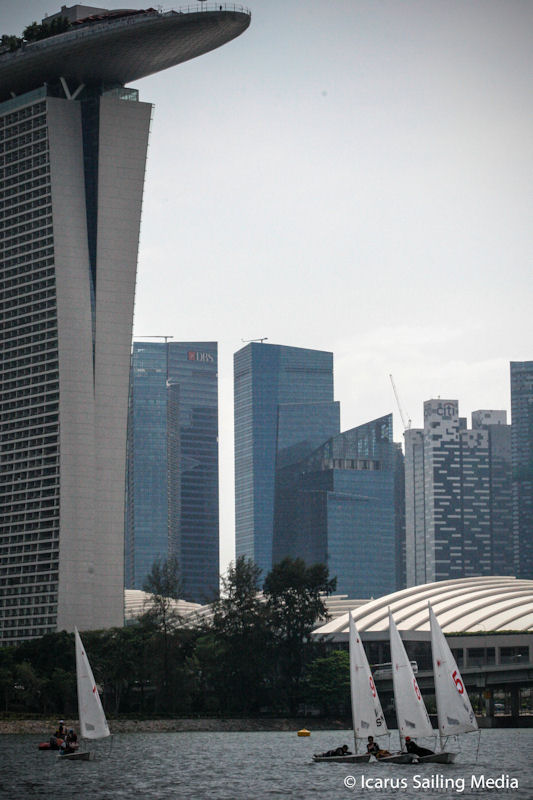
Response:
[264, 557, 336, 713]
[0, 557, 339, 718]
[1, 34, 22, 52]
[305, 650, 350, 714]
[206, 556, 275, 713]
[23, 17, 70, 43]
[142, 555, 182, 633]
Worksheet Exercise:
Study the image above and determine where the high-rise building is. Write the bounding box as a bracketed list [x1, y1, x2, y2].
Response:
[510, 361, 533, 579]
[234, 342, 340, 578]
[471, 410, 513, 575]
[0, 6, 249, 644]
[405, 400, 511, 586]
[273, 414, 399, 599]
[125, 342, 219, 603]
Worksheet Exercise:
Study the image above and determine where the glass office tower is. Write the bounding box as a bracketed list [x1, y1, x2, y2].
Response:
[234, 342, 340, 579]
[511, 361, 533, 579]
[125, 341, 219, 602]
[273, 415, 398, 598]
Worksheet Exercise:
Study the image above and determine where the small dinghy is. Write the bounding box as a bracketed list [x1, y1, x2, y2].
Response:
[313, 614, 382, 764]
[59, 628, 110, 762]
[427, 602, 478, 762]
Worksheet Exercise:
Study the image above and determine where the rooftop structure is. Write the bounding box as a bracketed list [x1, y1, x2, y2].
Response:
[124, 588, 202, 623]
[0, 5, 251, 103]
[124, 590, 368, 626]
[313, 576, 533, 636]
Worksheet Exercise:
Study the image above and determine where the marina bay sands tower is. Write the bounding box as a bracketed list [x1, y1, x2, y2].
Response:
[0, 6, 250, 644]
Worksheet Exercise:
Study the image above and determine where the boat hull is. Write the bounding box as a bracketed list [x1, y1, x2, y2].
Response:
[59, 751, 92, 761]
[417, 751, 457, 764]
[313, 753, 371, 763]
[377, 753, 417, 764]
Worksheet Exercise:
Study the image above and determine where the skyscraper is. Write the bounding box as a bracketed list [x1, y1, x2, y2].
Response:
[472, 410, 513, 575]
[0, 6, 249, 644]
[234, 342, 340, 578]
[125, 342, 219, 603]
[510, 361, 533, 579]
[405, 399, 511, 586]
[273, 414, 399, 599]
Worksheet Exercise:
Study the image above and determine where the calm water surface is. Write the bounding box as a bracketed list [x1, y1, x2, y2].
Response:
[1, 728, 531, 800]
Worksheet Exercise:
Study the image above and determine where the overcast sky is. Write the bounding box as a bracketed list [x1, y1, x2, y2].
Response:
[4, 1, 532, 573]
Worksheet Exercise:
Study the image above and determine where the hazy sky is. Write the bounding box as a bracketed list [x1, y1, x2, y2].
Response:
[4, 1, 532, 573]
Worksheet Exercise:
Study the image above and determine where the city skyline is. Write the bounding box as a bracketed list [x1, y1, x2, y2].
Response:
[2, 1, 531, 576]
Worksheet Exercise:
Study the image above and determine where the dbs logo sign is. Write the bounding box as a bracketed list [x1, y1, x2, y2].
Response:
[187, 351, 214, 363]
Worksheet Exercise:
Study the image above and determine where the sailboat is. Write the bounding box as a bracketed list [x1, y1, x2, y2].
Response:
[313, 613, 383, 762]
[60, 628, 111, 761]
[429, 602, 478, 759]
[389, 609, 456, 764]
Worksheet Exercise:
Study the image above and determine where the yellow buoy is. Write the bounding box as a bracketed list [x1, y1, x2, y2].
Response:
[297, 728, 311, 736]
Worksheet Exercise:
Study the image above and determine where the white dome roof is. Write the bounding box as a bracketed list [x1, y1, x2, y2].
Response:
[124, 589, 202, 621]
[314, 576, 533, 635]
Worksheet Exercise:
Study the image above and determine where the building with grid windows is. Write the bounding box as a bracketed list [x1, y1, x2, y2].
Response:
[0, 5, 250, 644]
[234, 342, 340, 579]
[405, 400, 512, 587]
[125, 341, 219, 603]
[511, 361, 533, 579]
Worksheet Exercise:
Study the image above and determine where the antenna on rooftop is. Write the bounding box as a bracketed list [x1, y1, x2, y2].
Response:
[241, 337, 268, 344]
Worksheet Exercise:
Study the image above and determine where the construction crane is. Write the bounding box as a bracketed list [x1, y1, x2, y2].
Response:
[389, 374, 411, 431]
[241, 337, 268, 344]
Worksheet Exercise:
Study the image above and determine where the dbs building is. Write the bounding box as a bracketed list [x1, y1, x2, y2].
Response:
[0, 5, 250, 644]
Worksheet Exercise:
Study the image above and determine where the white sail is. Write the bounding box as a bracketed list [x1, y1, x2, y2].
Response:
[75, 628, 110, 741]
[389, 610, 434, 740]
[349, 613, 388, 742]
[429, 604, 478, 737]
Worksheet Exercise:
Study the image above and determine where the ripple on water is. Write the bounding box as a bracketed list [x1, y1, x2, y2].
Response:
[1, 728, 532, 800]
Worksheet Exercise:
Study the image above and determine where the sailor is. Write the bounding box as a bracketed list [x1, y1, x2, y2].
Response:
[367, 735, 391, 759]
[405, 736, 435, 757]
[50, 720, 66, 749]
[60, 730, 78, 755]
[316, 744, 352, 757]
[66, 729, 78, 747]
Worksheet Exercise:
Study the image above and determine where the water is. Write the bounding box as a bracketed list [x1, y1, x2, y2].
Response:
[1, 728, 532, 799]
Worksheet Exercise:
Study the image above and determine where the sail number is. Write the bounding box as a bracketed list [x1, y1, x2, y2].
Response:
[413, 679, 421, 700]
[369, 676, 377, 698]
[452, 670, 465, 694]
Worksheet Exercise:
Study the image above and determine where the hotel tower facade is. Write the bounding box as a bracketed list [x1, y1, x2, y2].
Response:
[0, 5, 250, 644]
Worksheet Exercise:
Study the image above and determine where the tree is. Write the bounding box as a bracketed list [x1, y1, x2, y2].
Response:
[204, 556, 274, 713]
[1, 34, 22, 52]
[305, 650, 350, 715]
[142, 555, 182, 632]
[23, 17, 70, 43]
[263, 557, 336, 714]
[142, 556, 183, 710]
